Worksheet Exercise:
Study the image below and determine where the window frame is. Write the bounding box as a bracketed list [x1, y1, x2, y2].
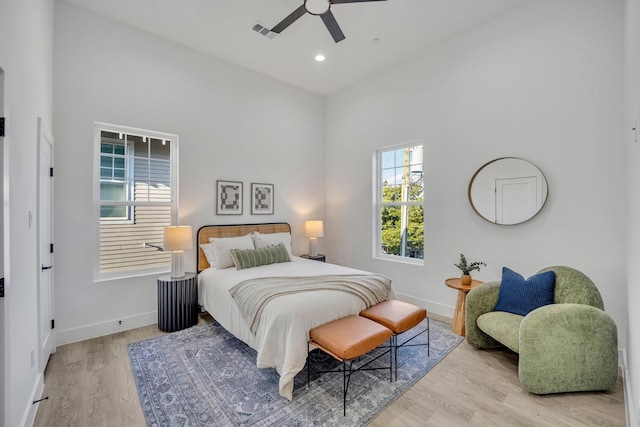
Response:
[373, 140, 424, 265]
[93, 122, 179, 282]
[99, 137, 132, 223]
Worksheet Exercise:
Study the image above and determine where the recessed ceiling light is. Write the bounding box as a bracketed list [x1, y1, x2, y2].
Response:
[315, 54, 326, 62]
[372, 38, 381, 44]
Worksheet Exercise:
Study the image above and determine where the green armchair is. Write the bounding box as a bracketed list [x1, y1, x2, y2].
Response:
[465, 266, 618, 394]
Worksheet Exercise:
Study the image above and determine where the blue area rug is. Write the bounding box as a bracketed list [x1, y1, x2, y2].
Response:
[128, 318, 462, 426]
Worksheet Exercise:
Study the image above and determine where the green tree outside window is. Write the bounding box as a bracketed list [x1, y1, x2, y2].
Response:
[378, 145, 424, 259]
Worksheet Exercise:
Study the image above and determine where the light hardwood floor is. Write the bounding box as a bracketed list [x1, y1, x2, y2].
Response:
[34, 314, 626, 427]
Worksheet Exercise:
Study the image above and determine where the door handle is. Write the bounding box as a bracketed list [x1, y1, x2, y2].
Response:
[41, 265, 53, 271]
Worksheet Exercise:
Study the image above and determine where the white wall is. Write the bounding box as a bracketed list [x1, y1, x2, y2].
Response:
[53, 2, 325, 345]
[52, 0, 633, 422]
[0, 1, 54, 426]
[626, 0, 640, 423]
[326, 0, 627, 345]
[0, 0, 627, 424]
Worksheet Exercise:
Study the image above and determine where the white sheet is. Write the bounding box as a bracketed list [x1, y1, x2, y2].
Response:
[197, 256, 395, 400]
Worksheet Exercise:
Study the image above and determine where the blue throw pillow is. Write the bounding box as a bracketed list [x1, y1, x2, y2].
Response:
[493, 267, 556, 316]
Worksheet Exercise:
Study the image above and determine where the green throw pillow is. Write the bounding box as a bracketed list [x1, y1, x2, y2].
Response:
[229, 243, 291, 270]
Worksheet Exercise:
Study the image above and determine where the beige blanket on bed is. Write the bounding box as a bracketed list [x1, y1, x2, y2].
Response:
[229, 274, 392, 334]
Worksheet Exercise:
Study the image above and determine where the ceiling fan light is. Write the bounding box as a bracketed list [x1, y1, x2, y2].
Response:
[305, 0, 331, 16]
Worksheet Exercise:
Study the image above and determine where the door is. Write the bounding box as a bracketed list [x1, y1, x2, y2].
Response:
[495, 176, 539, 224]
[0, 66, 5, 426]
[38, 117, 54, 370]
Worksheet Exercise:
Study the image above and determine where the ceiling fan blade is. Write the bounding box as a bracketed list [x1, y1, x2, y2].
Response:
[271, 4, 307, 34]
[330, 0, 387, 4]
[320, 10, 345, 43]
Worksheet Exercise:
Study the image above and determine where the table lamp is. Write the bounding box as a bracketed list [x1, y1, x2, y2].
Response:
[304, 220, 324, 257]
[163, 225, 193, 278]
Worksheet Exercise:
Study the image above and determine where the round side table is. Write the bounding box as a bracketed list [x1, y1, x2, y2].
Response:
[445, 277, 484, 337]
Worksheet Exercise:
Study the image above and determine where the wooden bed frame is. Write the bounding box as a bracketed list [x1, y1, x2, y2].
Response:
[196, 222, 291, 273]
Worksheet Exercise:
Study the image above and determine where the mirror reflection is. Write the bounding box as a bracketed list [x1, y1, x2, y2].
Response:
[468, 157, 548, 225]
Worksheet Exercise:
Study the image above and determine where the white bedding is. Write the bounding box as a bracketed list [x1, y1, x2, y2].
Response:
[198, 256, 395, 400]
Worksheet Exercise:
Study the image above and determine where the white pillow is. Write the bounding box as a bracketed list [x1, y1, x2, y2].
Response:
[251, 232, 292, 258]
[199, 243, 217, 267]
[208, 234, 255, 269]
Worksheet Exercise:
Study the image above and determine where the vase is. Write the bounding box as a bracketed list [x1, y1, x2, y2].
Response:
[461, 274, 472, 286]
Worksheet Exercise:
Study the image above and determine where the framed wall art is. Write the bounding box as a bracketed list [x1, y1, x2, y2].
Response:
[216, 180, 243, 215]
[251, 183, 274, 215]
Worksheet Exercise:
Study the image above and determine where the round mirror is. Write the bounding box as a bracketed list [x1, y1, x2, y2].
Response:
[468, 157, 548, 225]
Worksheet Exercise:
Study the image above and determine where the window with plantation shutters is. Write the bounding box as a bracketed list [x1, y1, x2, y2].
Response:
[94, 123, 178, 281]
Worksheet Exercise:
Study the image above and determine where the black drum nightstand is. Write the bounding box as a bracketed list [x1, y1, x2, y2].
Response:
[300, 254, 326, 262]
[157, 272, 198, 332]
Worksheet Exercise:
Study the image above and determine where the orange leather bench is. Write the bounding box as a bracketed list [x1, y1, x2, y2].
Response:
[308, 315, 392, 415]
[360, 300, 429, 380]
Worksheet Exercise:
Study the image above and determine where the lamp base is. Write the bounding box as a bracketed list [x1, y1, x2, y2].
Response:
[308, 238, 318, 257]
[171, 251, 185, 279]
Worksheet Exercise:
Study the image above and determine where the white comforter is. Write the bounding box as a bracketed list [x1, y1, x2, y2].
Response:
[198, 256, 395, 400]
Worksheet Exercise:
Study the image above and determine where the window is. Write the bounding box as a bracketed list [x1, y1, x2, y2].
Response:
[374, 143, 424, 263]
[100, 137, 129, 220]
[94, 123, 178, 281]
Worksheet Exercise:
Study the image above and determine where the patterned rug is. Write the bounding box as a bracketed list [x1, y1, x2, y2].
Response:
[128, 318, 462, 427]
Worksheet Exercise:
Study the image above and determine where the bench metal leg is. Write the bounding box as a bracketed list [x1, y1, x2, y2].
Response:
[391, 317, 431, 380]
[307, 342, 311, 388]
[307, 342, 392, 416]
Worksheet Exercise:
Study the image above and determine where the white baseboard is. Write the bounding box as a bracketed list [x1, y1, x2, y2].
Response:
[55, 311, 158, 346]
[621, 348, 636, 427]
[395, 291, 454, 319]
[19, 372, 43, 427]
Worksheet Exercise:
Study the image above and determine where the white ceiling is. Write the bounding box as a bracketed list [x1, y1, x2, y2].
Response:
[62, 0, 532, 95]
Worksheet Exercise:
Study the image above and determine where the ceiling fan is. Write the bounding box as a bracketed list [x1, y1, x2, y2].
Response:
[270, 0, 387, 43]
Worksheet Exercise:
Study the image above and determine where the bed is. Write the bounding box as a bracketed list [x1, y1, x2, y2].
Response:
[196, 222, 394, 400]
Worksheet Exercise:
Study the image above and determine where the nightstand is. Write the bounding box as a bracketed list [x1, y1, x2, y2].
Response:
[157, 272, 198, 332]
[300, 254, 326, 262]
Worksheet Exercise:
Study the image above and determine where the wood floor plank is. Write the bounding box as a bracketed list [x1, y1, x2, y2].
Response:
[33, 315, 626, 426]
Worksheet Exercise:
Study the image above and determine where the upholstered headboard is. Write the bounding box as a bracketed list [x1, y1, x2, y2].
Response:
[196, 222, 291, 273]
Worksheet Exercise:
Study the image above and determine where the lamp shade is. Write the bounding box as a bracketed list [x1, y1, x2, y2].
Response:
[163, 226, 193, 251]
[305, 220, 324, 238]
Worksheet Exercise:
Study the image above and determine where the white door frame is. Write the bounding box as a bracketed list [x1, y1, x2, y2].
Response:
[0, 65, 6, 427]
[37, 117, 55, 371]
